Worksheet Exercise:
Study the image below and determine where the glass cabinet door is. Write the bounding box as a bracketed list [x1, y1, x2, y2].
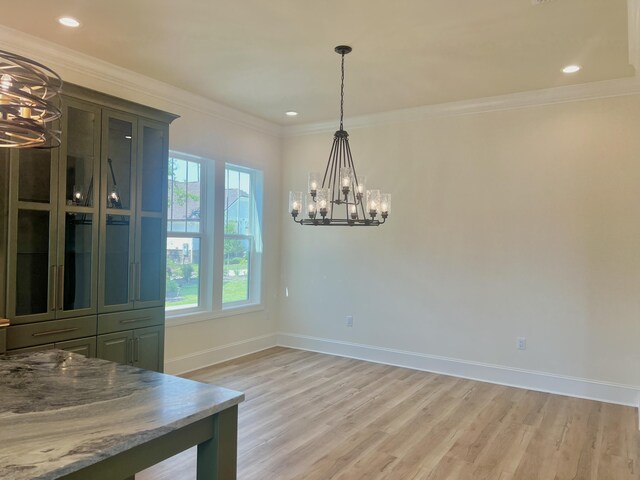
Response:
[134, 120, 168, 308]
[7, 148, 58, 323]
[99, 111, 137, 313]
[56, 99, 101, 318]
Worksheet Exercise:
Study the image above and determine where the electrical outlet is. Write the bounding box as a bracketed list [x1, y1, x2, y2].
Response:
[517, 337, 527, 350]
[346, 315, 353, 327]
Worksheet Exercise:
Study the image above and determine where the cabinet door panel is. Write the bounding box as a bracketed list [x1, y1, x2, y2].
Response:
[56, 336, 97, 358]
[97, 331, 133, 365]
[105, 116, 135, 211]
[56, 98, 101, 319]
[102, 214, 133, 310]
[61, 213, 94, 312]
[18, 149, 53, 204]
[7, 148, 58, 324]
[133, 325, 163, 372]
[135, 120, 168, 309]
[99, 110, 136, 314]
[137, 217, 164, 305]
[63, 102, 100, 208]
[140, 125, 165, 213]
[14, 210, 53, 318]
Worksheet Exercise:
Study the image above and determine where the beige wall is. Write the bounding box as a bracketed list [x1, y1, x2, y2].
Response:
[280, 95, 640, 388]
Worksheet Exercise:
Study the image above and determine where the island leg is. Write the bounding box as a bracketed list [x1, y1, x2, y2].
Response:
[197, 405, 238, 480]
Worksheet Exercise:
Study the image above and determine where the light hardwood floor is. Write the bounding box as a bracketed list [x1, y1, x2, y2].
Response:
[138, 347, 639, 480]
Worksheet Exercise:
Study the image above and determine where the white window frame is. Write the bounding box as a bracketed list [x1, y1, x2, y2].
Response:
[165, 153, 264, 326]
[166, 152, 213, 318]
[222, 163, 263, 309]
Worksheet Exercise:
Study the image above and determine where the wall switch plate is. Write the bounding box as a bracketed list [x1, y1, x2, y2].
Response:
[517, 337, 527, 350]
[346, 315, 353, 327]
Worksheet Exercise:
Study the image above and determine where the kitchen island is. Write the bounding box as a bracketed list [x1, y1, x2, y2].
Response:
[0, 350, 244, 480]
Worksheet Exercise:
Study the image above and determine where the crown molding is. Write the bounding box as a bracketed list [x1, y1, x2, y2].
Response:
[1, 18, 639, 141]
[284, 76, 640, 137]
[0, 25, 283, 137]
[630, 0, 640, 73]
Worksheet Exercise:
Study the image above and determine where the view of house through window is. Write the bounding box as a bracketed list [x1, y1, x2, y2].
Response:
[165, 155, 263, 314]
[224, 165, 261, 305]
[166, 156, 202, 310]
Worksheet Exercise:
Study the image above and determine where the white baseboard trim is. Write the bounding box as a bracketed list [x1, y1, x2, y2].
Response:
[164, 333, 277, 376]
[277, 332, 640, 408]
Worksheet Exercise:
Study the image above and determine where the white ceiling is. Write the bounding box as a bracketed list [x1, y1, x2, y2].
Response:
[0, 0, 634, 124]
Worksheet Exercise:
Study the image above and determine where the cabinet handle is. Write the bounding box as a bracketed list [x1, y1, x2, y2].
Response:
[33, 327, 79, 337]
[134, 337, 139, 362]
[128, 338, 134, 364]
[136, 263, 141, 302]
[130, 263, 136, 304]
[120, 316, 151, 325]
[57, 265, 65, 311]
[50, 266, 57, 311]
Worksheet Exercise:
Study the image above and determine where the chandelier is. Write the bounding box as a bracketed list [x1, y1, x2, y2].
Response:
[0, 50, 63, 148]
[289, 46, 390, 227]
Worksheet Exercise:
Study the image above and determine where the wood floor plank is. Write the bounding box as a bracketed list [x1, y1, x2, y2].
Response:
[137, 348, 640, 480]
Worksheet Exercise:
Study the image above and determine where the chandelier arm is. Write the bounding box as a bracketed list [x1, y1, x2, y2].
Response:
[344, 139, 366, 219]
[344, 142, 361, 219]
[341, 137, 350, 217]
[329, 136, 341, 218]
[321, 136, 338, 188]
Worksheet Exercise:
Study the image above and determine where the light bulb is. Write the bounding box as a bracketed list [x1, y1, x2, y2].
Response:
[0, 74, 12, 91]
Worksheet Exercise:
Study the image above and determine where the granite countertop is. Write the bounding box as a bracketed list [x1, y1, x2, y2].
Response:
[0, 350, 244, 480]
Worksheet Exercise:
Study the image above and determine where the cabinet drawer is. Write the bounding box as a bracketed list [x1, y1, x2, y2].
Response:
[98, 307, 164, 335]
[56, 337, 97, 358]
[8, 343, 55, 355]
[0, 329, 6, 354]
[6, 316, 97, 349]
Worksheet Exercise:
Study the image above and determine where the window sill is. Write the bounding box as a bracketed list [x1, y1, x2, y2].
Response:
[165, 303, 265, 327]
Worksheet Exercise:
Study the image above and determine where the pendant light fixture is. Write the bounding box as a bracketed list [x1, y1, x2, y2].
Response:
[289, 46, 390, 226]
[0, 50, 63, 148]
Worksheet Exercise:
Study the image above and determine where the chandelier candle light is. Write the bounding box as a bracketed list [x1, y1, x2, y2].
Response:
[289, 46, 390, 227]
[0, 50, 63, 148]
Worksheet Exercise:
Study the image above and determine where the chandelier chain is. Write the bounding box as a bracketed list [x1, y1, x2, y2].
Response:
[340, 53, 345, 131]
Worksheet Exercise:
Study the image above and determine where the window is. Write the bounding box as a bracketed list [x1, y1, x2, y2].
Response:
[166, 155, 204, 311]
[224, 164, 263, 306]
[165, 154, 263, 320]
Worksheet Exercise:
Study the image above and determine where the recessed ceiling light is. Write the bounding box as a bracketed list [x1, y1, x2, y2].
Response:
[285, 111, 299, 117]
[562, 65, 581, 74]
[58, 17, 80, 28]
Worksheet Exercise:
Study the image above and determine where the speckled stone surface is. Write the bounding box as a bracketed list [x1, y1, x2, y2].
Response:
[0, 350, 244, 480]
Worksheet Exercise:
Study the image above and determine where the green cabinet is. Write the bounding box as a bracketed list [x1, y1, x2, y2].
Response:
[97, 330, 132, 365]
[98, 113, 169, 314]
[6, 98, 101, 324]
[8, 336, 97, 357]
[133, 325, 164, 371]
[0, 84, 177, 370]
[57, 337, 97, 357]
[97, 325, 164, 372]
